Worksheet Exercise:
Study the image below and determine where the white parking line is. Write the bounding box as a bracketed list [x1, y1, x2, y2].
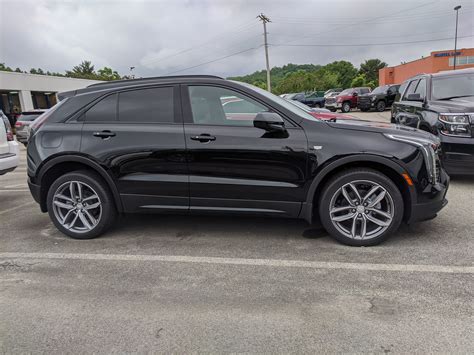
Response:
[0, 202, 35, 215]
[4, 184, 28, 188]
[0, 189, 30, 193]
[0, 252, 472, 274]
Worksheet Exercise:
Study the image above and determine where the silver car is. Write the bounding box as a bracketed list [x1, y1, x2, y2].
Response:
[15, 109, 47, 145]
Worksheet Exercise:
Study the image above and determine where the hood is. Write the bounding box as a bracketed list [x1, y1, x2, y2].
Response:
[429, 95, 474, 113]
[326, 118, 436, 140]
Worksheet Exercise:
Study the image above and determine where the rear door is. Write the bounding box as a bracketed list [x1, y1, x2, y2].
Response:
[80, 85, 189, 212]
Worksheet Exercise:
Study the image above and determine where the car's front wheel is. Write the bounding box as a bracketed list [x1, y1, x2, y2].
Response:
[47, 170, 117, 239]
[319, 169, 403, 246]
[341, 101, 351, 113]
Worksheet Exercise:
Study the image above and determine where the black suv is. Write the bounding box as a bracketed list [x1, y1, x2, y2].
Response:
[392, 68, 474, 175]
[288, 92, 325, 108]
[358, 84, 400, 112]
[27, 75, 449, 246]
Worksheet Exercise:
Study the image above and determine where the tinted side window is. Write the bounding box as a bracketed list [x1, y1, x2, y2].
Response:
[85, 93, 117, 122]
[402, 80, 419, 100]
[414, 78, 426, 100]
[118, 87, 174, 123]
[188, 86, 269, 126]
[360, 88, 370, 94]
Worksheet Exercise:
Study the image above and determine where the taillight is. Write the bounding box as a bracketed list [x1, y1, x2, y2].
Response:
[6, 127, 14, 141]
[15, 121, 23, 127]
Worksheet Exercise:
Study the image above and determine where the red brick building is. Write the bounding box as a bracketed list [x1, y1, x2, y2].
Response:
[379, 47, 474, 85]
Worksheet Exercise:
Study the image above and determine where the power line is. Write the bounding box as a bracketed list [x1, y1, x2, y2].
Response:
[270, 35, 474, 48]
[163, 46, 262, 75]
[141, 20, 258, 66]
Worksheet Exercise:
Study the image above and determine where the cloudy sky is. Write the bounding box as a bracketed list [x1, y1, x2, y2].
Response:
[0, 0, 473, 78]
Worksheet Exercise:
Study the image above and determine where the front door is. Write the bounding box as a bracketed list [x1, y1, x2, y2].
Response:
[80, 85, 189, 212]
[181, 84, 308, 217]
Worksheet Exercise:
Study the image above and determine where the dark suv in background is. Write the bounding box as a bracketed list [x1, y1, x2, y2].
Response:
[358, 84, 400, 112]
[27, 75, 448, 246]
[392, 68, 474, 175]
[288, 92, 325, 108]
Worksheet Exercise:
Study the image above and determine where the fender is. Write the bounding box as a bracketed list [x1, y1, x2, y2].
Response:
[300, 154, 416, 224]
[38, 154, 124, 213]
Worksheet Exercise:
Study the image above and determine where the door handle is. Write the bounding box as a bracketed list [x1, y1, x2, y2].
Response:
[190, 134, 216, 143]
[93, 130, 116, 139]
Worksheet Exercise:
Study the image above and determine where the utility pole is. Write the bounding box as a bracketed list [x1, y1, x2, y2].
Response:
[129, 66, 135, 79]
[453, 5, 462, 70]
[257, 13, 271, 92]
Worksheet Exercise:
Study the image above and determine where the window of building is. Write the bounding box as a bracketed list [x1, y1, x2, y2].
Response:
[85, 93, 117, 122]
[449, 55, 474, 66]
[118, 87, 174, 123]
[188, 86, 269, 126]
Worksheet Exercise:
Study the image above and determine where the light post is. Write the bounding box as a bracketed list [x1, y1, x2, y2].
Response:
[453, 5, 461, 70]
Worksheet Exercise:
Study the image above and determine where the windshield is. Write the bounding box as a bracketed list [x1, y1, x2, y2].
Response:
[432, 73, 474, 100]
[371, 86, 387, 95]
[339, 89, 352, 95]
[233, 81, 317, 121]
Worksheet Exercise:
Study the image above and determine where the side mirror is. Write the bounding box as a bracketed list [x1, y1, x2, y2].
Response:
[352, 92, 358, 97]
[406, 93, 424, 102]
[254, 112, 285, 132]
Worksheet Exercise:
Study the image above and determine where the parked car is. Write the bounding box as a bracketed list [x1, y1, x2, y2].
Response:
[15, 109, 47, 145]
[325, 87, 371, 113]
[324, 88, 343, 98]
[358, 84, 400, 112]
[391, 68, 474, 175]
[27, 75, 448, 246]
[287, 99, 356, 121]
[288, 92, 326, 108]
[0, 111, 19, 175]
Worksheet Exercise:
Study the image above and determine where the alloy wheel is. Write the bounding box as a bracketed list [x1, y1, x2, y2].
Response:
[328, 180, 394, 240]
[52, 181, 102, 233]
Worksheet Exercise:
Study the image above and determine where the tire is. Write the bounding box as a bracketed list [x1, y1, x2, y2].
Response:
[314, 103, 322, 108]
[318, 168, 404, 246]
[46, 170, 117, 239]
[341, 101, 351, 113]
[328, 108, 337, 112]
[376, 100, 386, 112]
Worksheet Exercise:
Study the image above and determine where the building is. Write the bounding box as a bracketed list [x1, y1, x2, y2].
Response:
[0, 71, 102, 121]
[379, 47, 474, 85]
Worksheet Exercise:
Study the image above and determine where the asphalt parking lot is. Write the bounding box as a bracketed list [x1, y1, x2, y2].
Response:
[1, 111, 473, 353]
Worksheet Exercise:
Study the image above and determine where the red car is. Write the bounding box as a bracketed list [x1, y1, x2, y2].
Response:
[288, 99, 356, 121]
[325, 87, 371, 113]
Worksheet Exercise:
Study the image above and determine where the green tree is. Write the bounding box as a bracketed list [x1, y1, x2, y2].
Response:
[97, 67, 122, 81]
[66, 60, 97, 79]
[351, 73, 368, 88]
[0, 63, 13, 72]
[325, 60, 358, 88]
[359, 59, 387, 87]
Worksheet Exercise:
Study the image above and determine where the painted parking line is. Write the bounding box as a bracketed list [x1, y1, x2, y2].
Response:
[0, 201, 35, 215]
[0, 252, 472, 274]
[4, 184, 28, 188]
[0, 189, 30, 193]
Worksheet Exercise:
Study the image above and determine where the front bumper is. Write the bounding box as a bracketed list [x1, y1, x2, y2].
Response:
[409, 171, 449, 223]
[325, 102, 342, 109]
[358, 101, 374, 110]
[439, 134, 474, 175]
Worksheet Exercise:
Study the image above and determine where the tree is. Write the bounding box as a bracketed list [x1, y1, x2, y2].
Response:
[325, 60, 358, 88]
[0, 63, 13, 72]
[351, 73, 368, 88]
[359, 59, 387, 87]
[66, 60, 97, 79]
[97, 67, 121, 81]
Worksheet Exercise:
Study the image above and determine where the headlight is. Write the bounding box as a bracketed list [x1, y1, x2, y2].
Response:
[439, 114, 471, 137]
[384, 134, 440, 184]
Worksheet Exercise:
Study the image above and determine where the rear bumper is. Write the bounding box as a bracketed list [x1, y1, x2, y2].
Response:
[28, 177, 42, 204]
[0, 141, 19, 175]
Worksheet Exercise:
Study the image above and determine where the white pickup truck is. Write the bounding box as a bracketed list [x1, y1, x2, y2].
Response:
[0, 111, 19, 175]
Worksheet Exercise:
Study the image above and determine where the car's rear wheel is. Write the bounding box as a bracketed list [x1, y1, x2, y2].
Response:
[46, 170, 117, 239]
[341, 102, 351, 113]
[376, 100, 386, 112]
[314, 103, 322, 108]
[319, 169, 403, 246]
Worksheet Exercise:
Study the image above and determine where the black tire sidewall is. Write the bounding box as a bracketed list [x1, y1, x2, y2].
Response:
[46, 170, 116, 239]
[342, 102, 351, 113]
[319, 169, 404, 246]
[376, 101, 386, 112]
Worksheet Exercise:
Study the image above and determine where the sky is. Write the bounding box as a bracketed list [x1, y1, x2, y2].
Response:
[0, 0, 473, 78]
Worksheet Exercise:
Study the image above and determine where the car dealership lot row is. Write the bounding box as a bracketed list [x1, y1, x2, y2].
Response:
[1, 111, 473, 352]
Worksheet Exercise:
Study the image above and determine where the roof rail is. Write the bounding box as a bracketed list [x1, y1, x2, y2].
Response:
[87, 75, 223, 88]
